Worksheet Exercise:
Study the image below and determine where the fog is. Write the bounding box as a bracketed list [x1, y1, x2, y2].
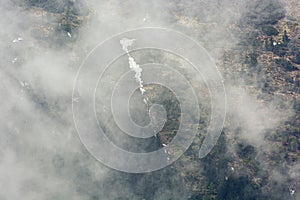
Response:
[0, 0, 298, 199]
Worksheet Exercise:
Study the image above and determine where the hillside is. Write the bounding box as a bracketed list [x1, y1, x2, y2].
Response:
[0, 0, 299, 200]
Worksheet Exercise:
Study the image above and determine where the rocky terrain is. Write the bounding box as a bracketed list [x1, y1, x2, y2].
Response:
[1, 0, 299, 200]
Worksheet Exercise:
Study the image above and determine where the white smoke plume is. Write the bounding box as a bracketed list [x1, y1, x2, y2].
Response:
[120, 38, 147, 99]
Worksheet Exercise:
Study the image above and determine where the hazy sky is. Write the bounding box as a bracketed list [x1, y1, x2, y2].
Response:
[0, 0, 298, 199]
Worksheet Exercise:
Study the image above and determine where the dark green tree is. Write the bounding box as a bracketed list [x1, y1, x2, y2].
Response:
[262, 25, 279, 36]
[293, 52, 300, 64]
[282, 30, 290, 45]
[269, 37, 274, 51]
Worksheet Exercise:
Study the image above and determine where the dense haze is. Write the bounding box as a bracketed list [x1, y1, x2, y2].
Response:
[0, 0, 299, 199]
